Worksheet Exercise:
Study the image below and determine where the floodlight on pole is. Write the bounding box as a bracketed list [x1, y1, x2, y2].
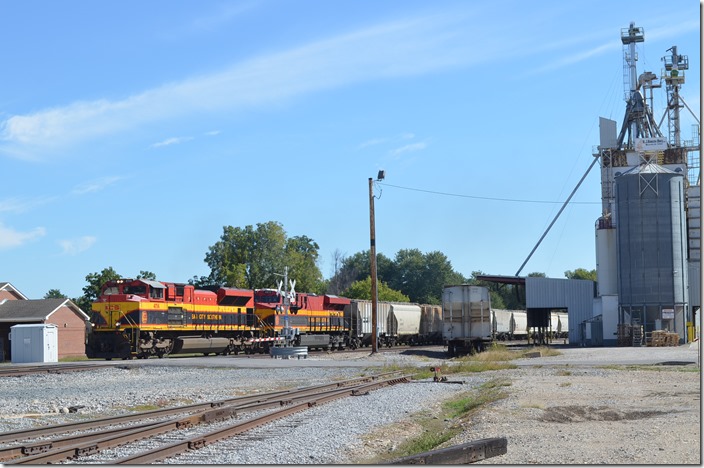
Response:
[368, 170, 384, 354]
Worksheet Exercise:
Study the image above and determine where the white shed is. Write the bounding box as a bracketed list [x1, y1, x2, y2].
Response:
[10, 323, 58, 363]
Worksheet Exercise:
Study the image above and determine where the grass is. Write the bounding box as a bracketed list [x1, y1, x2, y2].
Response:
[59, 355, 91, 362]
[368, 378, 511, 463]
[375, 344, 563, 380]
[362, 344, 542, 463]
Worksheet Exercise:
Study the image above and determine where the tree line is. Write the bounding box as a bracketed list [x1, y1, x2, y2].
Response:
[44, 221, 596, 312]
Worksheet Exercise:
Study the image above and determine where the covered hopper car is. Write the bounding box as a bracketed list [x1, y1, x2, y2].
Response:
[344, 300, 422, 347]
[492, 309, 528, 340]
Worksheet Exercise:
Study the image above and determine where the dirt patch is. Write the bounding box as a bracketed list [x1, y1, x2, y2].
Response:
[539, 405, 671, 423]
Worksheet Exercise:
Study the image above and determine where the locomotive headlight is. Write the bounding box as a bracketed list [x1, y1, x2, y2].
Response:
[115, 322, 121, 328]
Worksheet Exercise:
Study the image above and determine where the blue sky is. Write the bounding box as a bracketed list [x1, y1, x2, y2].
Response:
[0, 0, 700, 300]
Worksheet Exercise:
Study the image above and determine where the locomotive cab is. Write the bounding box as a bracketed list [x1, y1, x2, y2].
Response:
[99, 278, 167, 302]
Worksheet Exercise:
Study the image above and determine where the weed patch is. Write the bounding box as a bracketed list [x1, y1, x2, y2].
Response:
[367, 379, 510, 463]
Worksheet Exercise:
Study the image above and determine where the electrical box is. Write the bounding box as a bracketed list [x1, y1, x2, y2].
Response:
[10, 324, 59, 363]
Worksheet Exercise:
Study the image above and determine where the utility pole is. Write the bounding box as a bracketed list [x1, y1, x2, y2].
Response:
[368, 170, 385, 354]
[369, 177, 379, 354]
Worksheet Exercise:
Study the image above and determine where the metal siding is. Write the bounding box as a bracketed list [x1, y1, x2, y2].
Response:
[688, 261, 701, 308]
[526, 277, 595, 344]
[615, 171, 687, 306]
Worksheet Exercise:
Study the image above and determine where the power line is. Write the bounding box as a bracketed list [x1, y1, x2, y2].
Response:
[378, 182, 599, 205]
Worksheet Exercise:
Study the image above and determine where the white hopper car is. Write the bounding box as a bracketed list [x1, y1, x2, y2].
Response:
[492, 309, 528, 340]
[550, 311, 569, 339]
[442, 285, 493, 356]
[345, 300, 421, 347]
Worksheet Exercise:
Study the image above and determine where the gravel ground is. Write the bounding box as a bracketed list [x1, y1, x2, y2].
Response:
[0, 344, 699, 464]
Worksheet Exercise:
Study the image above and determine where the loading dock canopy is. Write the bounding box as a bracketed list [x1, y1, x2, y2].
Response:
[475, 275, 525, 285]
[474, 275, 596, 345]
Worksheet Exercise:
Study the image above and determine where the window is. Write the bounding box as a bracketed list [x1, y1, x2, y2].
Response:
[150, 287, 164, 300]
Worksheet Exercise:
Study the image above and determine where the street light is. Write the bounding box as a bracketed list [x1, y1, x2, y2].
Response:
[369, 170, 385, 354]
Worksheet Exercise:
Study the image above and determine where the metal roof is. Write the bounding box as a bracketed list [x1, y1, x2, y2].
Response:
[474, 275, 526, 285]
[142, 280, 166, 289]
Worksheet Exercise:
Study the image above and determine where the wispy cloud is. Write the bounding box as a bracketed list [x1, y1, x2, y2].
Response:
[358, 132, 418, 150]
[150, 136, 194, 148]
[0, 196, 54, 213]
[0, 11, 482, 160]
[0, 8, 696, 161]
[0, 223, 46, 249]
[527, 42, 614, 77]
[188, 3, 256, 33]
[71, 176, 123, 195]
[58, 235, 96, 255]
[358, 137, 389, 149]
[390, 142, 428, 157]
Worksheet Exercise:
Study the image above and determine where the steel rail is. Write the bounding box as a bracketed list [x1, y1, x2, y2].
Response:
[10, 387, 358, 465]
[0, 372, 403, 463]
[0, 363, 126, 378]
[0, 371, 398, 445]
[112, 375, 411, 465]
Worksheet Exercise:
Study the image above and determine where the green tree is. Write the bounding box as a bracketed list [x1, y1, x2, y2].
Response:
[285, 235, 324, 294]
[203, 221, 323, 291]
[44, 289, 67, 299]
[137, 270, 157, 280]
[387, 249, 465, 304]
[188, 275, 212, 288]
[326, 249, 349, 295]
[325, 250, 393, 295]
[564, 268, 597, 281]
[74, 266, 122, 313]
[342, 276, 410, 302]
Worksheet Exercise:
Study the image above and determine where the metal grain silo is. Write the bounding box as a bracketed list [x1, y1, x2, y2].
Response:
[614, 162, 689, 339]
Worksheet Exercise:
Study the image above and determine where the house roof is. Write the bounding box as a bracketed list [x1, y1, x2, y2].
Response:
[0, 282, 29, 300]
[0, 298, 89, 323]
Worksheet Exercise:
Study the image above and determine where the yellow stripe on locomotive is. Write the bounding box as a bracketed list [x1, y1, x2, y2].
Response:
[86, 278, 257, 359]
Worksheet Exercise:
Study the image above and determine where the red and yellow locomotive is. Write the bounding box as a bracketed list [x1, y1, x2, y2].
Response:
[86, 278, 354, 359]
[253, 289, 351, 350]
[86, 278, 262, 359]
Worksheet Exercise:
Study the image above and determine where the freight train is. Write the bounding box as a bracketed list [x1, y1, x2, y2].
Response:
[85, 278, 567, 360]
[492, 310, 568, 341]
[85, 278, 442, 360]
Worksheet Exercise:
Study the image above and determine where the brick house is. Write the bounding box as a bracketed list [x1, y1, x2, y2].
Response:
[0, 282, 28, 301]
[0, 284, 89, 361]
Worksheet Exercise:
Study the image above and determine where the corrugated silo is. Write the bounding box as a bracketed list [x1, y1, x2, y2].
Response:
[614, 162, 689, 339]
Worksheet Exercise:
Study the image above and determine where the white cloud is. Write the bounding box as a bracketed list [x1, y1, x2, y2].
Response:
[189, 3, 256, 32]
[358, 137, 388, 149]
[1, 8, 696, 161]
[151, 136, 193, 148]
[71, 176, 123, 195]
[58, 236, 96, 255]
[524, 41, 614, 77]
[390, 142, 427, 157]
[0, 223, 46, 249]
[0, 11, 480, 160]
[0, 196, 54, 213]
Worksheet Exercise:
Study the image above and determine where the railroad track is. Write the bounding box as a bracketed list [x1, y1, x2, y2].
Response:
[0, 372, 410, 464]
[0, 362, 132, 378]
